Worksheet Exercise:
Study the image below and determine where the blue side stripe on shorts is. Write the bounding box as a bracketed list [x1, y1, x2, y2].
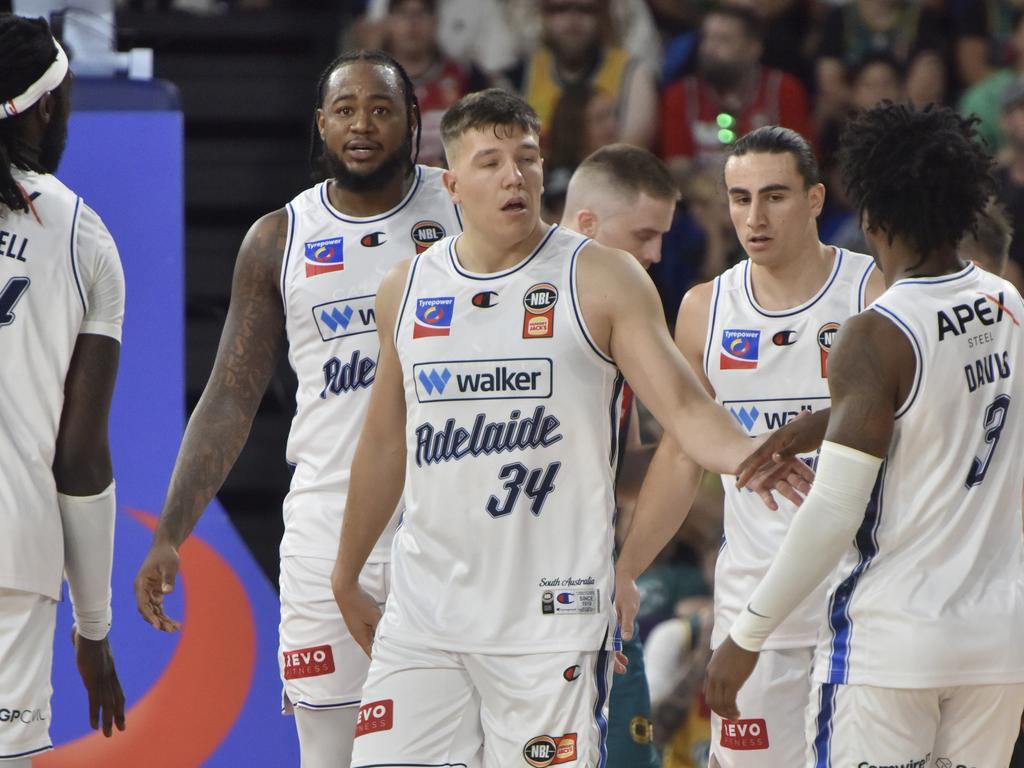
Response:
[812, 683, 837, 768]
[593, 648, 610, 768]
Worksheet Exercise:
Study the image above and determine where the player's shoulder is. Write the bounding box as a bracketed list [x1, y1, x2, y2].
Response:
[679, 278, 716, 322]
[240, 207, 289, 265]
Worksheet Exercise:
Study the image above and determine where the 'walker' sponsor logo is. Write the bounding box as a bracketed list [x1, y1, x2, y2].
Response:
[355, 699, 393, 737]
[723, 397, 826, 437]
[720, 329, 760, 370]
[720, 718, 769, 750]
[282, 645, 335, 680]
[413, 358, 552, 402]
[414, 405, 562, 466]
[312, 295, 376, 341]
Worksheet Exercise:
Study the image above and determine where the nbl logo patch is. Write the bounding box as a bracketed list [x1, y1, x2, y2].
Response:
[413, 296, 455, 338]
[304, 236, 344, 277]
[817, 322, 840, 377]
[720, 329, 760, 370]
[523, 733, 577, 766]
[523, 282, 558, 339]
[411, 220, 446, 253]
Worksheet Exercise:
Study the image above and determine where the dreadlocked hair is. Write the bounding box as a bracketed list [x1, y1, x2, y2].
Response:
[838, 102, 994, 264]
[0, 14, 58, 213]
[308, 50, 421, 181]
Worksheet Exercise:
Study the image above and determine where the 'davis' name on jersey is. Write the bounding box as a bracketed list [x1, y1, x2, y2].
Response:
[414, 405, 562, 466]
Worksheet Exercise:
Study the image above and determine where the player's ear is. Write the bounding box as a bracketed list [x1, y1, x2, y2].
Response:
[808, 182, 825, 218]
[316, 108, 326, 141]
[443, 168, 460, 204]
[576, 209, 599, 238]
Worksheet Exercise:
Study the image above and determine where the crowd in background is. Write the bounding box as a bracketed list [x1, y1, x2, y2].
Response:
[113, 1, 1024, 765]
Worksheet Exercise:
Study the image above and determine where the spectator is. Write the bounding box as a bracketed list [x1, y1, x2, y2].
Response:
[505, 0, 664, 78]
[723, 0, 818, 89]
[953, 0, 1018, 89]
[514, 0, 658, 148]
[960, 11, 1024, 155]
[658, 5, 813, 183]
[542, 83, 619, 218]
[354, 0, 517, 76]
[815, 0, 947, 122]
[994, 75, 1024, 291]
[382, 0, 489, 166]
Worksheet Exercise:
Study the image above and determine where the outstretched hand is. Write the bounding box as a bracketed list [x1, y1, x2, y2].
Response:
[704, 636, 759, 721]
[735, 411, 829, 508]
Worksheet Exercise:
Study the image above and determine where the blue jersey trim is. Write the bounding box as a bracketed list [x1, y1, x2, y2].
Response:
[453, 201, 463, 231]
[593, 647, 611, 768]
[703, 275, 722, 377]
[394, 253, 424, 347]
[448, 224, 559, 281]
[812, 683, 836, 768]
[70, 196, 86, 313]
[280, 203, 296, 316]
[292, 698, 360, 710]
[569, 239, 615, 365]
[742, 248, 844, 318]
[824, 463, 886, 683]
[869, 304, 924, 419]
[353, 764, 469, 767]
[608, 373, 625, 467]
[0, 744, 52, 759]
[318, 166, 423, 223]
[890, 262, 975, 287]
[857, 262, 873, 311]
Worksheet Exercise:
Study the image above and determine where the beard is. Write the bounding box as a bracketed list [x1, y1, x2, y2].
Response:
[323, 135, 413, 193]
[698, 57, 746, 93]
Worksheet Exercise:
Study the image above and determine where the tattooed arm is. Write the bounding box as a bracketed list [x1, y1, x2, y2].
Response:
[134, 210, 287, 631]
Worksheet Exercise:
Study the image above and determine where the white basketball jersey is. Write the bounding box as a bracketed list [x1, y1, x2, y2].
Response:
[705, 248, 875, 650]
[280, 166, 461, 562]
[0, 170, 124, 600]
[816, 263, 1024, 687]
[381, 225, 622, 653]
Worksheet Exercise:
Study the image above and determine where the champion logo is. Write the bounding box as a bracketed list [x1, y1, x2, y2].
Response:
[320, 305, 353, 332]
[730, 406, 760, 432]
[418, 367, 451, 395]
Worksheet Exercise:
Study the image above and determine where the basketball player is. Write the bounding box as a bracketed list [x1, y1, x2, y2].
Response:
[707, 103, 1024, 767]
[560, 143, 677, 768]
[133, 52, 461, 767]
[613, 125, 883, 767]
[331, 89, 809, 767]
[0, 14, 126, 765]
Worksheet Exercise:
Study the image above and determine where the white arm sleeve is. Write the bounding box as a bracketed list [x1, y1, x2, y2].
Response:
[75, 203, 125, 341]
[729, 441, 883, 652]
[58, 482, 116, 641]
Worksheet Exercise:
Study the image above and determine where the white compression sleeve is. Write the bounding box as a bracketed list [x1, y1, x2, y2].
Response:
[729, 441, 883, 652]
[58, 482, 116, 641]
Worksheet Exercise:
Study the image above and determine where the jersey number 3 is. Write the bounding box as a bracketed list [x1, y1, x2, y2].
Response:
[0, 277, 30, 328]
[965, 394, 1011, 489]
[486, 461, 561, 517]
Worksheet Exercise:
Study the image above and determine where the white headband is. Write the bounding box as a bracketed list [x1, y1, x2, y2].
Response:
[0, 39, 68, 120]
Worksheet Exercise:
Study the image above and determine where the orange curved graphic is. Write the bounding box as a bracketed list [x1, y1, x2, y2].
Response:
[38, 509, 257, 768]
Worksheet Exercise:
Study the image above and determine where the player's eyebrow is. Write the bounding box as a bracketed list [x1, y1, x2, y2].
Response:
[330, 92, 396, 105]
[728, 183, 791, 195]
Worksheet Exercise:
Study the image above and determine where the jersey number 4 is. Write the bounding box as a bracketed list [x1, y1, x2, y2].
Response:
[0, 277, 30, 328]
[486, 461, 561, 517]
[965, 393, 1011, 488]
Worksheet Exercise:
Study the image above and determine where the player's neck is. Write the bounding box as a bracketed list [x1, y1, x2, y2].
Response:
[748, 240, 834, 311]
[326, 168, 414, 219]
[455, 220, 551, 274]
[881, 240, 965, 286]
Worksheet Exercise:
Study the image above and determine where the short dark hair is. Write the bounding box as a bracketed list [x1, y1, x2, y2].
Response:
[839, 102, 993, 259]
[727, 125, 820, 188]
[576, 143, 679, 201]
[848, 50, 904, 86]
[967, 198, 1013, 273]
[705, 4, 763, 41]
[308, 50, 420, 180]
[0, 14, 59, 213]
[441, 88, 541, 159]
